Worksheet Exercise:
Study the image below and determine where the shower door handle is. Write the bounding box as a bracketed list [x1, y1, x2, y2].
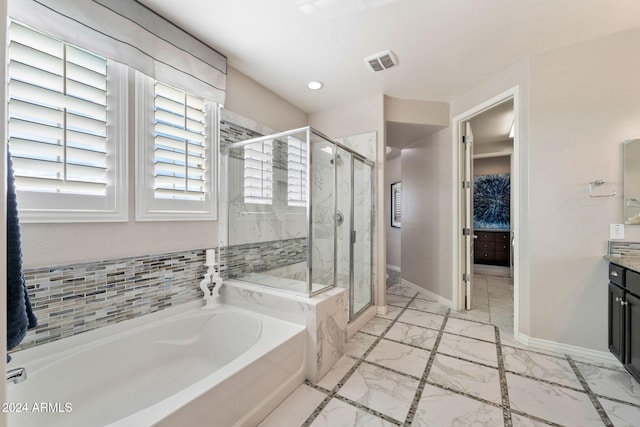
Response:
[352, 230, 356, 243]
[336, 211, 344, 226]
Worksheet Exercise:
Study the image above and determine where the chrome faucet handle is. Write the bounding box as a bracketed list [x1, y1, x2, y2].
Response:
[7, 367, 27, 384]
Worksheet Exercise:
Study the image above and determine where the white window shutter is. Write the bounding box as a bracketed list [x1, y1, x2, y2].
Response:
[153, 81, 207, 201]
[287, 136, 307, 207]
[7, 21, 127, 222]
[135, 72, 217, 221]
[243, 139, 273, 205]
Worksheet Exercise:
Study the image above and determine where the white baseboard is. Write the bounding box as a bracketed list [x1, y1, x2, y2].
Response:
[516, 333, 621, 366]
[386, 264, 401, 272]
[400, 278, 454, 309]
[396, 279, 617, 367]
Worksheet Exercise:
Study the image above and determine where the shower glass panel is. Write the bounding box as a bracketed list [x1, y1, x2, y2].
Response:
[223, 128, 314, 296]
[221, 126, 373, 305]
[352, 158, 373, 316]
[310, 134, 336, 290]
[335, 147, 352, 295]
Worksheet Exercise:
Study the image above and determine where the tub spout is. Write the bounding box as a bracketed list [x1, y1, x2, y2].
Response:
[7, 367, 27, 384]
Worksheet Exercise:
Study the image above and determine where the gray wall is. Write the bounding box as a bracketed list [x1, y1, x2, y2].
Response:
[401, 129, 453, 300]
[527, 26, 640, 350]
[474, 156, 510, 176]
[401, 26, 640, 353]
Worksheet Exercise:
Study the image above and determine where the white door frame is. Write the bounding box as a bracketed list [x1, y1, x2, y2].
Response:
[451, 86, 520, 339]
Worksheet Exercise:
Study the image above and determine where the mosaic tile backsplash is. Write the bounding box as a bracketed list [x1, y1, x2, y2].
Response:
[11, 249, 209, 353]
[12, 237, 309, 354]
[220, 237, 307, 279]
[608, 241, 640, 257]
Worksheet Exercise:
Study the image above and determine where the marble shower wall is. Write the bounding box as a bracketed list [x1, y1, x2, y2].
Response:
[336, 132, 377, 163]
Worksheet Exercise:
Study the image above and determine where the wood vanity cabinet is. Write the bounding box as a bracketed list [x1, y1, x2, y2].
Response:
[474, 231, 510, 266]
[608, 263, 640, 382]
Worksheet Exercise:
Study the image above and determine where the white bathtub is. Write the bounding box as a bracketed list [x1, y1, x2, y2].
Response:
[7, 302, 307, 427]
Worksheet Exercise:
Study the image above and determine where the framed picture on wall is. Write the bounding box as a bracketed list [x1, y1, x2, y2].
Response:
[391, 181, 401, 228]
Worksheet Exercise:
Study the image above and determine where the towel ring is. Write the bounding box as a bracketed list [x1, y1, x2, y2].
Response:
[589, 180, 616, 198]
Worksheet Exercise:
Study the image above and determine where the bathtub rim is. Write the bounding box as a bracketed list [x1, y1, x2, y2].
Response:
[8, 299, 207, 368]
[7, 300, 307, 426]
[8, 299, 305, 372]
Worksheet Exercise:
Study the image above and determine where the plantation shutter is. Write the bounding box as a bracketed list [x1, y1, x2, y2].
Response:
[153, 81, 207, 201]
[9, 0, 227, 105]
[244, 140, 273, 205]
[287, 136, 307, 207]
[8, 21, 108, 196]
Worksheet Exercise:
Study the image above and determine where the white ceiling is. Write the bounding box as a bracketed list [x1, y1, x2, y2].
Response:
[469, 99, 514, 145]
[139, 0, 640, 115]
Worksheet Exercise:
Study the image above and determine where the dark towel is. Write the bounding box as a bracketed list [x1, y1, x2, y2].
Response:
[6, 152, 37, 359]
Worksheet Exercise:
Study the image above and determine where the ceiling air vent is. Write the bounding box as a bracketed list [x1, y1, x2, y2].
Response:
[365, 50, 398, 72]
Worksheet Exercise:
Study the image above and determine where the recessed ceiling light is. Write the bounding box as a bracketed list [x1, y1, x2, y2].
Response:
[307, 81, 323, 90]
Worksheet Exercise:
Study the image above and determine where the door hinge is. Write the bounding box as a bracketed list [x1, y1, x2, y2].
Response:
[463, 181, 470, 189]
[463, 273, 470, 282]
[463, 228, 471, 236]
[462, 135, 472, 144]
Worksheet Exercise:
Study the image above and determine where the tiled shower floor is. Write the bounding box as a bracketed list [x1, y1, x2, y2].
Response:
[259, 282, 640, 426]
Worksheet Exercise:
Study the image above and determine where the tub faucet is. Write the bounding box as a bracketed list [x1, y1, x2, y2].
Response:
[200, 249, 222, 310]
[7, 367, 27, 384]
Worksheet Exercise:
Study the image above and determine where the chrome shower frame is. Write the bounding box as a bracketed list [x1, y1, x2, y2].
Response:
[225, 126, 374, 301]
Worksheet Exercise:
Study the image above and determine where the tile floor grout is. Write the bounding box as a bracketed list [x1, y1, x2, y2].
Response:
[566, 355, 614, 426]
[261, 281, 640, 426]
[387, 289, 631, 375]
[301, 293, 421, 426]
[495, 326, 513, 427]
[403, 310, 450, 425]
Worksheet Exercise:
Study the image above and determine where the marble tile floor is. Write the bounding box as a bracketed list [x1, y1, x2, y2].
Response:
[260, 281, 640, 427]
[471, 272, 515, 335]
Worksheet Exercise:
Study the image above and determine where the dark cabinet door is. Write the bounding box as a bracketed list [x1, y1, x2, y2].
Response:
[609, 282, 625, 362]
[625, 292, 640, 381]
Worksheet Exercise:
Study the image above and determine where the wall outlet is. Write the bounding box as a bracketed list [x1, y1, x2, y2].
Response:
[610, 224, 625, 240]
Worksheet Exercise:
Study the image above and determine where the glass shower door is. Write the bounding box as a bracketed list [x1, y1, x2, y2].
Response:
[336, 148, 373, 321]
[335, 148, 351, 294]
[351, 158, 372, 317]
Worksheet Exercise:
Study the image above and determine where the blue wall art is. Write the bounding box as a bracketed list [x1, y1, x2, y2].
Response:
[474, 173, 510, 229]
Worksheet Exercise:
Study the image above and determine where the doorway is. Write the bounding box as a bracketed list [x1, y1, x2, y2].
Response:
[452, 87, 520, 338]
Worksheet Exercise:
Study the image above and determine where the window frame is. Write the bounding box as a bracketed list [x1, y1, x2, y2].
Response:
[134, 71, 218, 221]
[7, 21, 128, 223]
